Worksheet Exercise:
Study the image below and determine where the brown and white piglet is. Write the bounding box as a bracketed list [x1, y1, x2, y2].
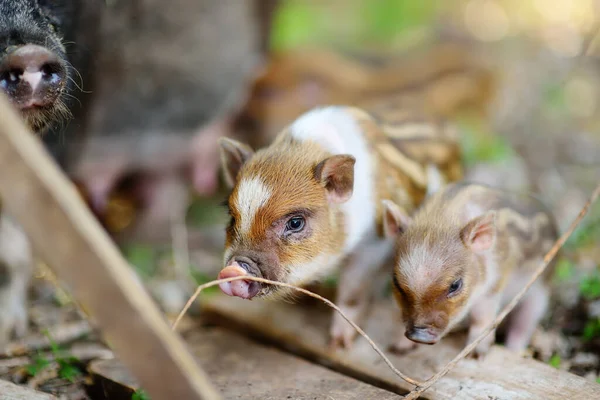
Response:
[383, 182, 558, 357]
[217, 105, 463, 348]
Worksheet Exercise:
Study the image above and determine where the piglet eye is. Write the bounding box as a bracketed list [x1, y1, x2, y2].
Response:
[448, 278, 463, 297]
[285, 216, 305, 233]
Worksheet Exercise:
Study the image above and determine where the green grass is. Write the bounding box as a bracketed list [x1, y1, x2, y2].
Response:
[270, 0, 442, 52]
[553, 258, 575, 282]
[580, 272, 600, 301]
[583, 318, 600, 342]
[565, 215, 600, 251]
[548, 354, 562, 369]
[132, 389, 151, 400]
[26, 330, 82, 383]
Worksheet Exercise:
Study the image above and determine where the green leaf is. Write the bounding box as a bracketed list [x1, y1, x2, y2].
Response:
[57, 361, 82, 382]
[583, 318, 600, 341]
[132, 389, 151, 400]
[25, 355, 51, 376]
[548, 354, 561, 369]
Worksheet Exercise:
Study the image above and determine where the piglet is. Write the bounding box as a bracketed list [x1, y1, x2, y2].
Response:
[217, 105, 463, 348]
[383, 182, 558, 358]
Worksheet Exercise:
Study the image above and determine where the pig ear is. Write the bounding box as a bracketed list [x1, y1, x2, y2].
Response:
[460, 211, 497, 252]
[314, 154, 355, 204]
[382, 200, 412, 238]
[219, 137, 255, 188]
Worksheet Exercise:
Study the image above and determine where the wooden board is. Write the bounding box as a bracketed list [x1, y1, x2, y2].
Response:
[0, 94, 218, 399]
[201, 293, 600, 400]
[0, 379, 57, 399]
[89, 326, 399, 400]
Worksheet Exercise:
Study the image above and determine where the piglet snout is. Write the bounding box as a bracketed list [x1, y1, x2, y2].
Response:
[217, 261, 261, 300]
[406, 326, 439, 345]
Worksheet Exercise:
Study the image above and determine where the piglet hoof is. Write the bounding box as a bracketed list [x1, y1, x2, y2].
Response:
[328, 326, 356, 351]
[467, 346, 490, 360]
[328, 313, 359, 351]
[328, 335, 352, 352]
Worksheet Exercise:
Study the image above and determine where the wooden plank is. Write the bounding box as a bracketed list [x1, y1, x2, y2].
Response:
[0, 94, 219, 399]
[89, 326, 399, 400]
[0, 379, 57, 399]
[202, 293, 600, 400]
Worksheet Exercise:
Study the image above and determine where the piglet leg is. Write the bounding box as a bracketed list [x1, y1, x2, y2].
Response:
[467, 292, 501, 359]
[505, 282, 549, 353]
[0, 215, 33, 347]
[329, 239, 393, 350]
[389, 332, 419, 354]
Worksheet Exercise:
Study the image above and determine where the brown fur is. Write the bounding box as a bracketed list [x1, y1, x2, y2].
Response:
[346, 107, 462, 237]
[224, 138, 346, 295]
[235, 42, 495, 148]
[386, 182, 559, 354]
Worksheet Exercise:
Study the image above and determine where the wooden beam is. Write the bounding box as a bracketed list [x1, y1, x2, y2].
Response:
[0, 94, 219, 399]
[89, 325, 400, 399]
[202, 293, 600, 400]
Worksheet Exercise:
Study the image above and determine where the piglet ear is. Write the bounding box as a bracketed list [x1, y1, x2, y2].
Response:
[219, 137, 255, 188]
[382, 200, 413, 238]
[460, 211, 497, 253]
[314, 154, 355, 204]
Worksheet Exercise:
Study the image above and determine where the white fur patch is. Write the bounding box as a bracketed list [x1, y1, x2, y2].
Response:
[235, 176, 272, 235]
[286, 254, 335, 287]
[290, 107, 376, 253]
[399, 241, 446, 294]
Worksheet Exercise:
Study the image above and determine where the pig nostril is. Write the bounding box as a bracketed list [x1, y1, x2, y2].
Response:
[0, 69, 23, 90]
[40, 62, 64, 84]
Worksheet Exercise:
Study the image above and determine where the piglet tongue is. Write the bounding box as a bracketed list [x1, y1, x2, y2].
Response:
[217, 263, 260, 300]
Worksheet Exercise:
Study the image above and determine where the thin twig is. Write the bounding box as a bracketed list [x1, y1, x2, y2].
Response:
[584, 24, 600, 56]
[171, 275, 423, 387]
[404, 182, 600, 400]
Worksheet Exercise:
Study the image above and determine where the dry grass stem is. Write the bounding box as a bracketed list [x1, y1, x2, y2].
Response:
[171, 275, 423, 387]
